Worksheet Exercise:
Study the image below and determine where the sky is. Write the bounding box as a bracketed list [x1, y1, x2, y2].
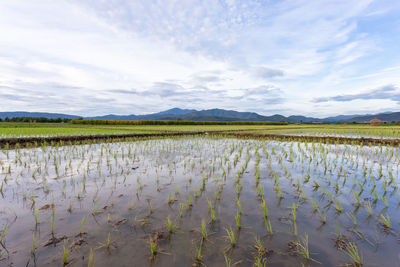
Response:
[0, 0, 400, 117]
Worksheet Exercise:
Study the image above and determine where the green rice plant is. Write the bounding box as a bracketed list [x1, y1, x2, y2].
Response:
[310, 198, 318, 211]
[261, 198, 268, 218]
[317, 209, 326, 224]
[225, 227, 236, 247]
[195, 239, 203, 262]
[87, 248, 94, 267]
[254, 256, 266, 267]
[378, 214, 391, 228]
[335, 199, 343, 213]
[297, 235, 311, 261]
[335, 225, 342, 240]
[31, 233, 36, 255]
[200, 177, 206, 191]
[237, 199, 242, 214]
[266, 219, 273, 235]
[105, 232, 111, 249]
[63, 245, 69, 266]
[256, 185, 264, 198]
[0, 224, 8, 245]
[326, 191, 334, 204]
[208, 200, 216, 221]
[224, 253, 232, 267]
[275, 183, 283, 198]
[288, 203, 297, 223]
[149, 238, 157, 256]
[79, 215, 88, 235]
[51, 207, 55, 235]
[235, 210, 241, 229]
[288, 203, 297, 235]
[381, 195, 388, 207]
[167, 217, 175, 233]
[354, 191, 360, 206]
[364, 201, 373, 217]
[201, 219, 207, 240]
[187, 195, 193, 208]
[178, 203, 184, 217]
[343, 242, 362, 266]
[346, 212, 358, 227]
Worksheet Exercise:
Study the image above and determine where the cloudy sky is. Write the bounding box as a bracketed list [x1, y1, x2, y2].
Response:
[0, 0, 399, 117]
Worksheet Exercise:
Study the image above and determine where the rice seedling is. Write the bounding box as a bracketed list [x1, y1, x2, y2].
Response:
[335, 199, 343, 213]
[364, 201, 373, 217]
[225, 227, 236, 247]
[79, 215, 88, 236]
[235, 210, 241, 230]
[297, 235, 311, 261]
[288, 203, 297, 235]
[266, 219, 273, 235]
[224, 253, 232, 267]
[354, 191, 360, 206]
[317, 209, 326, 224]
[346, 212, 358, 228]
[310, 198, 318, 211]
[201, 219, 207, 240]
[178, 203, 184, 217]
[63, 244, 69, 266]
[149, 238, 157, 256]
[167, 217, 176, 233]
[208, 200, 216, 222]
[194, 239, 203, 263]
[87, 248, 94, 267]
[237, 198, 242, 214]
[378, 214, 391, 229]
[31, 233, 36, 255]
[261, 198, 268, 218]
[343, 242, 362, 266]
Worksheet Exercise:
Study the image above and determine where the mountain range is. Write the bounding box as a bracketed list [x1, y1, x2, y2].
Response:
[1, 108, 399, 123]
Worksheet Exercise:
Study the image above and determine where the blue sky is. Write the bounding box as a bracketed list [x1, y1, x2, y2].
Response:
[0, 0, 399, 117]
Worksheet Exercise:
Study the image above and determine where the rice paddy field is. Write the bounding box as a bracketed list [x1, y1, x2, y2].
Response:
[0, 123, 399, 266]
[2, 123, 400, 139]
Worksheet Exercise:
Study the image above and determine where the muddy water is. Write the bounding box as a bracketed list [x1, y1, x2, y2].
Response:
[0, 137, 399, 266]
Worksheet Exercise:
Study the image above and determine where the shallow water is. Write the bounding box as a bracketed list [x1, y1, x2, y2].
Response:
[0, 137, 399, 266]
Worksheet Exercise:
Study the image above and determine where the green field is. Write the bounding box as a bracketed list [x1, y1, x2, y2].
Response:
[1, 122, 400, 139]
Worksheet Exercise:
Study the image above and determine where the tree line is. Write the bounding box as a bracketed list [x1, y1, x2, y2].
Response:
[0, 117, 75, 123]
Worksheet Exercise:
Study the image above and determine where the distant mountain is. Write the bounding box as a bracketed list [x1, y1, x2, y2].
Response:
[0, 112, 80, 120]
[87, 108, 196, 120]
[344, 112, 400, 123]
[1, 109, 400, 123]
[180, 109, 280, 121]
[287, 115, 321, 123]
[323, 114, 364, 121]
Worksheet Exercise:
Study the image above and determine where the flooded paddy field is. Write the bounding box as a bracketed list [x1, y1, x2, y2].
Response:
[0, 137, 399, 266]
